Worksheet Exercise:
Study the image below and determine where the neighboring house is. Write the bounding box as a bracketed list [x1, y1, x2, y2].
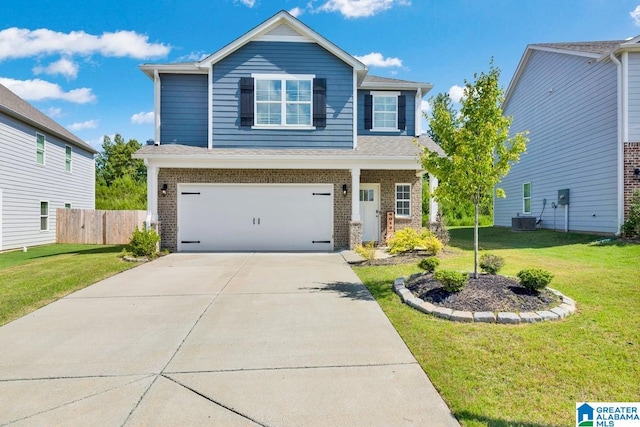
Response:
[0, 83, 97, 251]
[495, 38, 640, 234]
[134, 10, 440, 251]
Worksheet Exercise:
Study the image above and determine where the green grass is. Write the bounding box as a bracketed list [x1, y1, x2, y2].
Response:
[0, 244, 138, 326]
[354, 227, 640, 427]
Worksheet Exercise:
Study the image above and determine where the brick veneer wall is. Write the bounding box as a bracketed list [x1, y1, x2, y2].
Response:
[157, 168, 351, 251]
[360, 170, 422, 243]
[624, 142, 640, 219]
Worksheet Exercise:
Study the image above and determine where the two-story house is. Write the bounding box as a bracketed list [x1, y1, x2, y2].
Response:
[134, 10, 439, 251]
[0, 83, 96, 252]
[495, 37, 640, 234]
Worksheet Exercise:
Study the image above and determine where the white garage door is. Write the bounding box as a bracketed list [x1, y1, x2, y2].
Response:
[177, 184, 334, 251]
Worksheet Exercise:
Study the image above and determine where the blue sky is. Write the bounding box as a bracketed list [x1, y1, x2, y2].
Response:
[2, 0, 640, 150]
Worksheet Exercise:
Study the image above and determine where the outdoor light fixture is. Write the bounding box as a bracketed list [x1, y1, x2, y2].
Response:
[161, 183, 168, 197]
[342, 184, 348, 196]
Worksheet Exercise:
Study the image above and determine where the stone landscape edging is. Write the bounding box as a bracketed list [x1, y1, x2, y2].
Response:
[393, 277, 576, 324]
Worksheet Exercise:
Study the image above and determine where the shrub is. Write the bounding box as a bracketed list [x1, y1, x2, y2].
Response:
[355, 241, 376, 261]
[127, 226, 161, 258]
[434, 270, 468, 292]
[387, 228, 443, 255]
[517, 268, 554, 291]
[621, 189, 640, 238]
[479, 253, 505, 275]
[418, 257, 440, 273]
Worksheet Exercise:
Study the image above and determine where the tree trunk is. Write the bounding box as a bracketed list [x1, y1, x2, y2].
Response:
[473, 202, 479, 279]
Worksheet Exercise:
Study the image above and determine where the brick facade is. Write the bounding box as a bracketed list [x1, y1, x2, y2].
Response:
[156, 168, 421, 251]
[624, 142, 640, 219]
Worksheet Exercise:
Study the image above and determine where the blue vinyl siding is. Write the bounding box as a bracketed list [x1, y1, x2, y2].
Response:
[211, 41, 353, 148]
[357, 90, 415, 136]
[495, 49, 618, 234]
[160, 74, 208, 146]
[0, 113, 95, 251]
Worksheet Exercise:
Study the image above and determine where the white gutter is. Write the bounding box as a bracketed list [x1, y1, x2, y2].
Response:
[610, 52, 625, 233]
[154, 70, 161, 145]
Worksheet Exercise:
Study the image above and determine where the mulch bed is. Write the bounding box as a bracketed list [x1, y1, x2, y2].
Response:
[405, 272, 560, 312]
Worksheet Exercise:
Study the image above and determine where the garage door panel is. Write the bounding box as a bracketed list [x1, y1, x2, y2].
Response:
[177, 184, 333, 251]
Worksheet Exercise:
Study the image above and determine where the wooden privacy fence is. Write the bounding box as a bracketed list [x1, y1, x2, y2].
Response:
[56, 209, 147, 245]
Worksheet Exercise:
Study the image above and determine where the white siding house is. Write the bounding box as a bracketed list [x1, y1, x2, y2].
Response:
[0, 83, 97, 251]
[496, 38, 640, 234]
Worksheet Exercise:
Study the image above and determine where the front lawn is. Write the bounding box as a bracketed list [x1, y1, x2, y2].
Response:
[353, 227, 640, 427]
[0, 244, 137, 326]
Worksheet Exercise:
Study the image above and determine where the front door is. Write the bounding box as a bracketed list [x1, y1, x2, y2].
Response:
[359, 184, 380, 243]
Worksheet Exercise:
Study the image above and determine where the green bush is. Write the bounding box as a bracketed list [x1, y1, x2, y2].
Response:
[621, 189, 640, 238]
[127, 227, 161, 258]
[479, 253, 505, 275]
[517, 268, 554, 291]
[434, 270, 468, 292]
[387, 228, 443, 255]
[418, 257, 440, 273]
[355, 241, 376, 261]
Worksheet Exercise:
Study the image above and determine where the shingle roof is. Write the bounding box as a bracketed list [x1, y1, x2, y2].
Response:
[532, 40, 625, 56]
[0, 83, 97, 154]
[363, 75, 429, 86]
[135, 135, 443, 159]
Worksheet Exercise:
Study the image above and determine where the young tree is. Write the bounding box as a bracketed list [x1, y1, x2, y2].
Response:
[421, 62, 528, 278]
[95, 134, 147, 210]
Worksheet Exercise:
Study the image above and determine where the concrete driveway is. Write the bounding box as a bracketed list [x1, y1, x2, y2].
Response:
[0, 253, 459, 426]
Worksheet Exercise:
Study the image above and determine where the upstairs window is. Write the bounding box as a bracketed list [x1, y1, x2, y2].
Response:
[395, 184, 411, 217]
[65, 145, 72, 172]
[36, 133, 45, 165]
[364, 92, 406, 131]
[240, 75, 326, 128]
[523, 182, 531, 214]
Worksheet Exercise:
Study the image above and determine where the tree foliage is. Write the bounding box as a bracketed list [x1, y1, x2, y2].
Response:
[421, 61, 528, 277]
[95, 134, 147, 210]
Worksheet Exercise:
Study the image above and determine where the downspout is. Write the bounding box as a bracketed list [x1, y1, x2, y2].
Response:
[610, 52, 625, 234]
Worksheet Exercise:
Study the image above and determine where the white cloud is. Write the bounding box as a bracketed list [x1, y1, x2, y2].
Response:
[0, 28, 170, 61]
[131, 111, 154, 124]
[46, 107, 63, 118]
[289, 7, 304, 17]
[316, 0, 410, 18]
[67, 119, 99, 131]
[631, 6, 640, 25]
[354, 52, 402, 67]
[33, 58, 79, 79]
[235, 0, 255, 7]
[448, 85, 465, 103]
[175, 51, 208, 62]
[421, 100, 431, 114]
[0, 77, 96, 103]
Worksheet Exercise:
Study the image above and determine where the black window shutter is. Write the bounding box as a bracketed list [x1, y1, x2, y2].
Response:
[364, 94, 373, 130]
[397, 95, 406, 130]
[240, 77, 254, 127]
[313, 78, 327, 127]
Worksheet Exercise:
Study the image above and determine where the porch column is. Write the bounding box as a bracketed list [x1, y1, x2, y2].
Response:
[429, 174, 439, 224]
[145, 160, 158, 228]
[349, 168, 362, 249]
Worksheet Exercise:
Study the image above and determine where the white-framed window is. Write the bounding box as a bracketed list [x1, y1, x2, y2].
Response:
[253, 73, 314, 128]
[395, 184, 411, 217]
[64, 203, 72, 209]
[36, 133, 45, 165]
[523, 182, 531, 214]
[373, 91, 399, 130]
[40, 201, 49, 231]
[65, 145, 72, 172]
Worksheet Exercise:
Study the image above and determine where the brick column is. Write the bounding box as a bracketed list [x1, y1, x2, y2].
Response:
[349, 221, 362, 249]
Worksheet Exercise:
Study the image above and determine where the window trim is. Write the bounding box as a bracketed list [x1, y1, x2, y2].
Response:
[523, 182, 532, 214]
[40, 201, 49, 232]
[36, 132, 46, 165]
[65, 145, 72, 173]
[372, 91, 400, 131]
[395, 183, 412, 218]
[251, 73, 316, 130]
